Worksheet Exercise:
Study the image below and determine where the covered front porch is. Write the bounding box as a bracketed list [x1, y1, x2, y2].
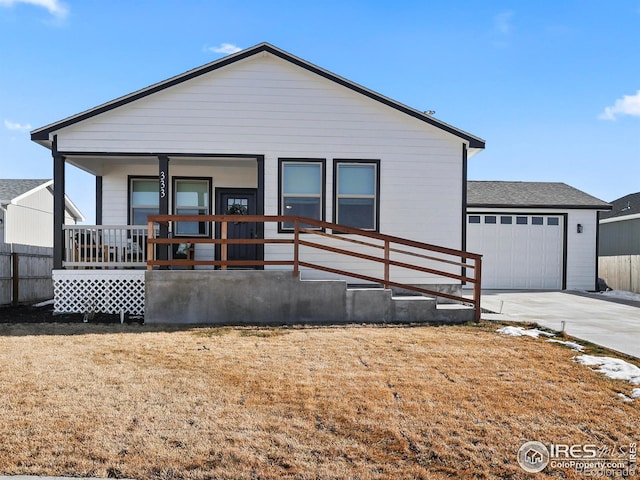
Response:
[53, 214, 483, 323]
[50, 151, 264, 270]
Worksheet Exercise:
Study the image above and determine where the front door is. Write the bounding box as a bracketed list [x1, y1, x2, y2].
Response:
[216, 189, 259, 265]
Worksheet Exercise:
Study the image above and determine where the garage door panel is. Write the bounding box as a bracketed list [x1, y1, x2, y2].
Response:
[467, 214, 563, 289]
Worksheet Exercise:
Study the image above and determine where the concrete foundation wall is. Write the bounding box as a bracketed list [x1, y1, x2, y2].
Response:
[145, 270, 473, 325]
[145, 271, 348, 324]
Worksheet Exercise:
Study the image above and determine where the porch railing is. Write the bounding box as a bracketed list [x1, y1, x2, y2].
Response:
[147, 215, 483, 321]
[62, 225, 152, 269]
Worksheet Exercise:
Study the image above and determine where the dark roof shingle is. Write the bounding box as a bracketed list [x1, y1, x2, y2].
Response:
[599, 192, 640, 219]
[0, 179, 50, 203]
[467, 181, 611, 209]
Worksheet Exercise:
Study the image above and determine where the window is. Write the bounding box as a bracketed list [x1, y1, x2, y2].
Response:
[173, 178, 211, 236]
[501, 216, 512, 224]
[485, 216, 497, 224]
[130, 177, 159, 225]
[532, 217, 544, 225]
[334, 160, 380, 230]
[468, 215, 481, 224]
[548, 217, 560, 226]
[516, 216, 528, 225]
[279, 159, 325, 230]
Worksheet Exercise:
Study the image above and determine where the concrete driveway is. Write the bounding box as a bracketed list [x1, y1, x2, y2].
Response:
[478, 290, 640, 359]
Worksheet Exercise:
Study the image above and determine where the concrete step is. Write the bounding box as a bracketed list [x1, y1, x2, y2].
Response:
[391, 295, 437, 323]
[345, 286, 474, 324]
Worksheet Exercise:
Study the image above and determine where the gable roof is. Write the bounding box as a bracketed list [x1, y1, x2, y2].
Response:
[31, 42, 485, 150]
[599, 192, 640, 220]
[0, 179, 85, 221]
[0, 179, 51, 203]
[467, 181, 611, 210]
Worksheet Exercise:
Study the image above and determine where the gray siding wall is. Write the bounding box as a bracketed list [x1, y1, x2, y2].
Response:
[599, 218, 640, 256]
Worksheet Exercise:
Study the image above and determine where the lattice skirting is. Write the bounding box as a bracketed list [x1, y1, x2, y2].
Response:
[53, 270, 145, 316]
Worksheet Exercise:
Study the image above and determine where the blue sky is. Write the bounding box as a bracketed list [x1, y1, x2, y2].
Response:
[1, 0, 639, 223]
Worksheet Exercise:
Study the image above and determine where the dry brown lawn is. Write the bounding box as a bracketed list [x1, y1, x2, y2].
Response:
[0, 321, 637, 479]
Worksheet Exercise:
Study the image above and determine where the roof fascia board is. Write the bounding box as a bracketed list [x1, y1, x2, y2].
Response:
[31, 43, 485, 149]
[63, 193, 85, 222]
[467, 203, 612, 210]
[600, 212, 640, 224]
[43, 184, 85, 222]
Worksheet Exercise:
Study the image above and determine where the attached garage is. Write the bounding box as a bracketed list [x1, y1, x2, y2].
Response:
[466, 182, 610, 291]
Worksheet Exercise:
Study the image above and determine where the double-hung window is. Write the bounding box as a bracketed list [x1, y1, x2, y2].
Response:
[279, 159, 325, 230]
[334, 160, 379, 230]
[130, 177, 159, 225]
[173, 178, 211, 236]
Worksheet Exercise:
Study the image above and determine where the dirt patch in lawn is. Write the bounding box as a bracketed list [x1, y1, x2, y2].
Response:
[0, 322, 637, 479]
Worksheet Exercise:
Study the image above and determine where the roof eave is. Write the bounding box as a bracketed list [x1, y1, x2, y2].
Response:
[467, 203, 612, 210]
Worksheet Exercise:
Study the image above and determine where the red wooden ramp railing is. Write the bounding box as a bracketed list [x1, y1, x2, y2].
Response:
[146, 215, 483, 322]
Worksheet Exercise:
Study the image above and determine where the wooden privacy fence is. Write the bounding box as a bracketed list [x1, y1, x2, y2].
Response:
[0, 243, 54, 306]
[147, 215, 483, 322]
[598, 255, 640, 294]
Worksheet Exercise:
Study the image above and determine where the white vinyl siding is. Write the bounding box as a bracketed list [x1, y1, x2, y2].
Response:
[565, 210, 599, 290]
[3, 186, 79, 248]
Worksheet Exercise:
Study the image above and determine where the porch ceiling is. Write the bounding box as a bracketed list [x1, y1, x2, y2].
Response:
[64, 155, 259, 177]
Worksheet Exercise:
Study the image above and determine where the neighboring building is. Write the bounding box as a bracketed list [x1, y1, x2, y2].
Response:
[467, 181, 610, 290]
[599, 192, 640, 256]
[598, 192, 640, 293]
[0, 179, 84, 247]
[30, 42, 486, 321]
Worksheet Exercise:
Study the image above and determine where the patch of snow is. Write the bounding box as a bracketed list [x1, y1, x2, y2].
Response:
[599, 290, 640, 302]
[32, 299, 54, 308]
[617, 392, 634, 402]
[632, 388, 640, 399]
[496, 326, 555, 338]
[575, 355, 640, 385]
[548, 339, 584, 351]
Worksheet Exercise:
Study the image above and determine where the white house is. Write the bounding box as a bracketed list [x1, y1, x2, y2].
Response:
[30, 42, 486, 322]
[0, 179, 84, 247]
[466, 181, 610, 290]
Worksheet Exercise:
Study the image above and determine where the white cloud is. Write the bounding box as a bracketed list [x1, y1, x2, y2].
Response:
[207, 43, 242, 55]
[494, 11, 513, 35]
[599, 90, 640, 120]
[491, 11, 514, 48]
[4, 119, 32, 131]
[0, 0, 68, 18]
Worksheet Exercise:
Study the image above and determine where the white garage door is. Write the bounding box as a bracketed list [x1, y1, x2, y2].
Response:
[467, 214, 564, 289]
